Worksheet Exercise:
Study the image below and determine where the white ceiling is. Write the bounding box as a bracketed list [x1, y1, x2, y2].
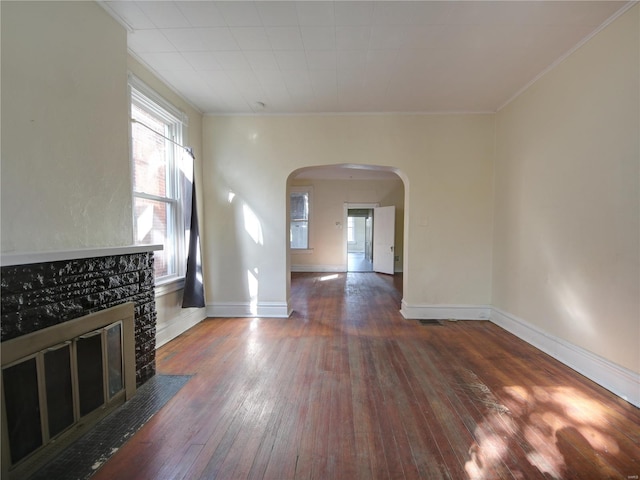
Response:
[102, 1, 631, 115]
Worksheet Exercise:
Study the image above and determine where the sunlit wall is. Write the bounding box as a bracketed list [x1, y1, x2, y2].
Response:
[202, 114, 495, 316]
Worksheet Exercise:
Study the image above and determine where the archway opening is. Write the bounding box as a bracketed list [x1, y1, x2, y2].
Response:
[285, 164, 409, 310]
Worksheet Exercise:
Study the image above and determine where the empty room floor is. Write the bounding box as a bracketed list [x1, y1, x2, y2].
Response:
[92, 273, 639, 479]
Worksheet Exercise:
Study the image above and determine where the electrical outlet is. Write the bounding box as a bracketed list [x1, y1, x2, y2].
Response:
[394, 255, 399, 261]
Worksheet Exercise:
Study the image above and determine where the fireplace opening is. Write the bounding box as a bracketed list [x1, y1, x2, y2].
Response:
[1, 303, 136, 479]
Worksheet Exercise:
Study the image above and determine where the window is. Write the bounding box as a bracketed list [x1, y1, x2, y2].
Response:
[347, 217, 355, 243]
[290, 187, 311, 250]
[129, 77, 186, 282]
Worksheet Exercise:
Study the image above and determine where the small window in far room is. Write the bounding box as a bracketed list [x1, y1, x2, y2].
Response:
[129, 77, 187, 282]
[347, 216, 355, 243]
[290, 187, 311, 250]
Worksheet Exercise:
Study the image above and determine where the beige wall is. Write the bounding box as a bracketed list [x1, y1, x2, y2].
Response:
[1, 1, 132, 252]
[289, 178, 404, 271]
[203, 114, 495, 312]
[493, 6, 639, 372]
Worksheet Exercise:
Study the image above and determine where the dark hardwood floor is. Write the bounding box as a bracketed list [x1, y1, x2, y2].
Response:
[93, 272, 639, 479]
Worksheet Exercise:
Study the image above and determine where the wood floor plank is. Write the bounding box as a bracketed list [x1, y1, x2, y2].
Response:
[390, 340, 471, 479]
[188, 331, 289, 479]
[221, 337, 296, 480]
[92, 273, 640, 480]
[256, 336, 314, 480]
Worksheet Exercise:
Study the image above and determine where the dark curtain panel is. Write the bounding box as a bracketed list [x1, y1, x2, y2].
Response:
[182, 151, 205, 308]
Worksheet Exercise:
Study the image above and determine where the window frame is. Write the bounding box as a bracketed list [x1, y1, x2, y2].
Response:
[289, 186, 313, 252]
[128, 74, 188, 286]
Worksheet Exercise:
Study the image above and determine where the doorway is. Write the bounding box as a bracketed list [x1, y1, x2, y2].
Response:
[347, 208, 373, 272]
[287, 164, 406, 307]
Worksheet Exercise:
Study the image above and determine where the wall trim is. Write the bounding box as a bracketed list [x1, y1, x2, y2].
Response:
[497, 1, 638, 112]
[400, 301, 491, 320]
[491, 307, 640, 408]
[206, 302, 291, 318]
[291, 264, 346, 273]
[156, 307, 206, 349]
[205, 111, 496, 118]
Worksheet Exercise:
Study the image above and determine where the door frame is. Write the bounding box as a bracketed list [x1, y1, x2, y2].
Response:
[343, 203, 379, 271]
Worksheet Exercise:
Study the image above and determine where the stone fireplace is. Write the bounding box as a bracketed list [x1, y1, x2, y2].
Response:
[0, 245, 160, 478]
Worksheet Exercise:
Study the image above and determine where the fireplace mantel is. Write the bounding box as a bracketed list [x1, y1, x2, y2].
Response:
[1, 244, 163, 267]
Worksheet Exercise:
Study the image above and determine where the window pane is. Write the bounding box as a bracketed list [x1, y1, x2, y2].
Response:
[134, 196, 174, 278]
[131, 104, 168, 198]
[131, 85, 185, 282]
[290, 221, 308, 249]
[290, 193, 308, 221]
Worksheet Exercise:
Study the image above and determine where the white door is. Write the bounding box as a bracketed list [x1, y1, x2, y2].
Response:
[373, 206, 395, 275]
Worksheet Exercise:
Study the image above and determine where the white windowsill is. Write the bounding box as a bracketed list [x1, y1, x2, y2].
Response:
[155, 276, 185, 297]
[291, 248, 314, 255]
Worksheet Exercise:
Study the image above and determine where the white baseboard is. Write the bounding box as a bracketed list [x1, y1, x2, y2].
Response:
[291, 264, 346, 273]
[400, 301, 491, 320]
[206, 301, 291, 318]
[156, 307, 206, 349]
[491, 307, 640, 408]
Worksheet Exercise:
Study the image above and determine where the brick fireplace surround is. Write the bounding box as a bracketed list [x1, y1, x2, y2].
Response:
[1, 246, 161, 387]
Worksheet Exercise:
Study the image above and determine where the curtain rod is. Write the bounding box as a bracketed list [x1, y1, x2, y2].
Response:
[131, 118, 194, 159]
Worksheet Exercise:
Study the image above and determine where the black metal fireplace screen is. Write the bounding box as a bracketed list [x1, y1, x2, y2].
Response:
[1, 303, 136, 480]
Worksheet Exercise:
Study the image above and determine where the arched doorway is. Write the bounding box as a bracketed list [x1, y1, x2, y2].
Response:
[285, 164, 409, 305]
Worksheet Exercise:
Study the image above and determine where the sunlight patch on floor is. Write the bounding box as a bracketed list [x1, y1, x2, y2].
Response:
[465, 383, 622, 479]
[319, 274, 340, 281]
